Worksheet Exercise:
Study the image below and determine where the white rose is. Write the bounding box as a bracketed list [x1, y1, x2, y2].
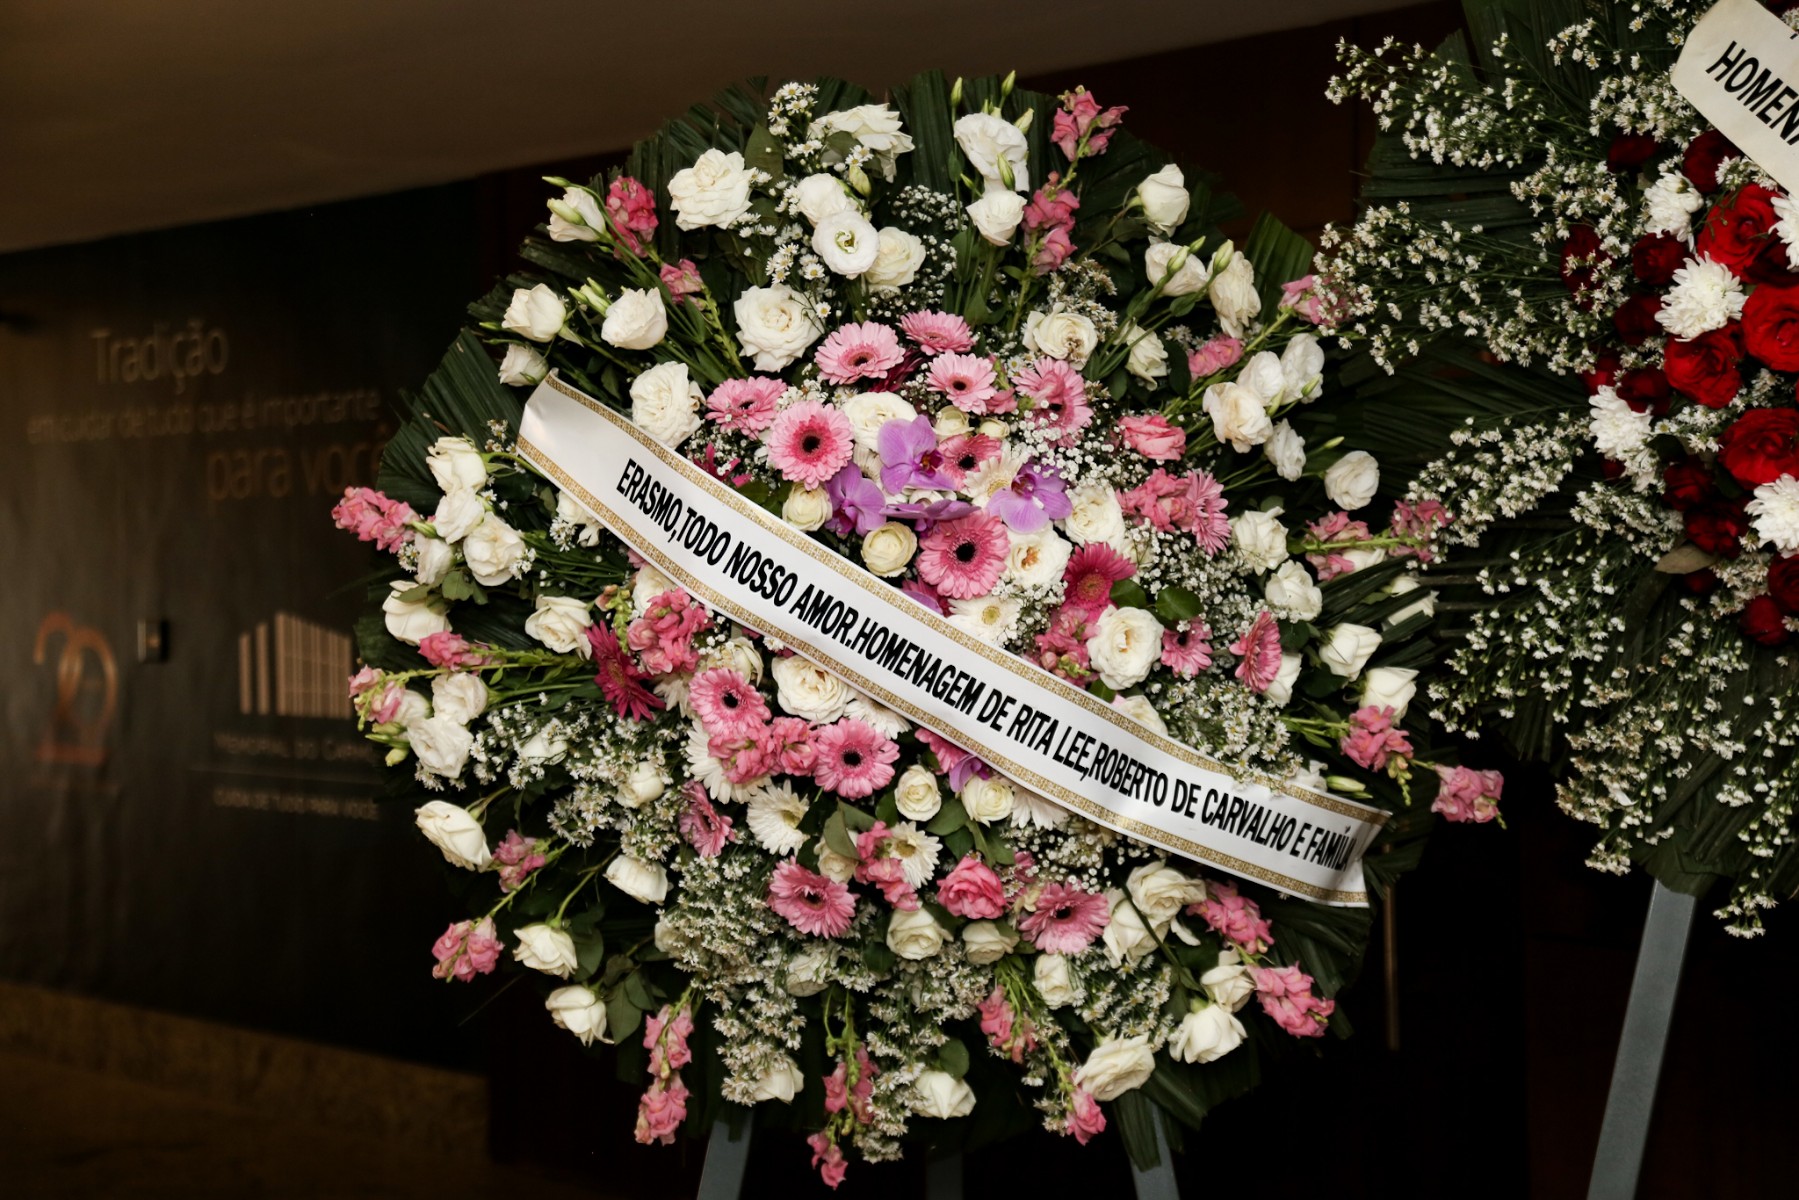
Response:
[1137, 163, 1191, 233]
[667, 148, 753, 230]
[427, 436, 488, 492]
[502, 283, 566, 342]
[524, 594, 593, 656]
[497, 342, 549, 387]
[1264, 561, 1323, 622]
[782, 485, 832, 531]
[413, 535, 454, 586]
[784, 945, 834, 997]
[518, 724, 569, 765]
[962, 920, 1017, 965]
[1265, 652, 1304, 707]
[891, 765, 943, 823]
[463, 514, 526, 586]
[1102, 889, 1158, 965]
[910, 1070, 977, 1119]
[1126, 860, 1206, 929]
[1075, 1035, 1156, 1102]
[734, 283, 821, 371]
[1004, 527, 1073, 587]
[1023, 308, 1099, 366]
[887, 906, 946, 960]
[513, 923, 579, 978]
[1232, 508, 1289, 573]
[791, 173, 855, 225]
[431, 673, 488, 725]
[977, 417, 1008, 440]
[861, 522, 918, 576]
[545, 986, 607, 1046]
[433, 485, 485, 542]
[620, 760, 667, 809]
[842, 391, 917, 461]
[1034, 953, 1077, 1007]
[383, 580, 449, 645]
[1281, 334, 1325, 400]
[605, 855, 670, 905]
[1203, 381, 1274, 452]
[1064, 481, 1129, 549]
[555, 490, 601, 546]
[1123, 322, 1169, 384]
[546, 185, 604, 242]
[1111, 693, 1167, 735]
[1324, 450, 1380, 511]
[816, 837, 858, 883]
[1360, 666, 1419, 718]
[1238, 352, 1287, 408]
[389, 689, 431, 728]
[1144, 240, 1209, 296]
[959, 775, 1015, 825]
[1200, 949, 1255, 1011]
[1319, 622, 1382, 679]
[865, 227, 926, 291]
[966, 188, 1026, 245]
[1385, 575, 1438, 627]
[813, 208, 880, 277]
[630, 360, 703, 448]
[1169, 1004, 1246, 1065]
[1207, 249, 1262, 339]
[632, 565, 674, 614]
[749, 1057, 805, 1104]
[933, 406, 972, 438]
[954, 112, 1029, 191]
[809, 104, 915, 179]
[652, 914, 688, 957]
[771, 655, 850, 723]
[414, 800, 491, 869]
[1264, 420, 1307, 481]
[1087, 606, 1163, 690]
[703, 635, 764, 684]
[601, 288, 668, 351]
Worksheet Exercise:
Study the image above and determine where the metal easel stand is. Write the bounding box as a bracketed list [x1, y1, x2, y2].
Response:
[1586, 881, 1698, 1200]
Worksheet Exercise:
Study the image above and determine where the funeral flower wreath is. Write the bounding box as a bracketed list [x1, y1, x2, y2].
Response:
[334, 71, 1493, 1178]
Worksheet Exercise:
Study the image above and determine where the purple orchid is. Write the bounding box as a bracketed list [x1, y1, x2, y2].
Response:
[877, 415, 958, 494]
[985, 459, 1072, 533]
[881, 497, 975, 534]
[825, 464, 886, 537]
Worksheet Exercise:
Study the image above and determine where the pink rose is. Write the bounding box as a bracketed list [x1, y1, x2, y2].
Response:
[936, 855, 1008, 919]
[1187, 335, 1244, 378]
[1118, 413, 1186, 461]
[1431, 765, 1504, 824]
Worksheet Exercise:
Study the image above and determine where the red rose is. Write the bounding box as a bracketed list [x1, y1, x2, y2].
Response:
[1769, 555, 1799, 612]
[1560, 225, 1608, 299]
[1683, 129, 1740, 193]
[1581, 349, 1621, 394]
[1608, 133, 1662, 174]
[1741, 283, 1799, 370]
[1616, 367, 1670, 414]
[1663, 459, 1716, 511]
[1740, 594, 1792, 646]
[1686, 500, 1750, 558]
[1744, 238, 1795, 286]
[1632, 234, 1687, 287]
[1696, 185, 1780, 277]
[1663, 323, 1744, 408]
[1683, 569, 1721, 596]
[1613, 294, 1664, 346]
[1718, 407, 1799, 486]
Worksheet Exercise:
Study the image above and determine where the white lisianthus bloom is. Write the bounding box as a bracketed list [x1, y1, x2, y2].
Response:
[1123, 322, 1169, 384]
[545, 986, 607, 1046]
[1111, 693, 1167, 736]
[414, 800, 491, 869]
[1324, 450, 1381, 511]
[433, 485, 485, 542]
[513, 924, 579, 978]
[960, 775, 1016, 825]
[1360, 666, 1419, 717]
[1023, 308, 1099, 366]
[463, 513, 526, 586]
[1144, 240, 1209, 296]
[502, 283, 565, 342]
[1656, 256, 1745, 338]
[791, 173, 855, 225]
[1087, 606, 1164, 689]
[1232, 508, 1290, 573]
[1075, 1034, 1156, 1101]
[1319, 622, 1382, 679]
[1200, 948, 1256, 1011]
[1005, 527, 1074, 586]
[962, 920, 1017, 965]
[431, 673, 488, 725]
[910, 1070, 977, 1118]
[782, 484, 832, 531]
[1587, 386, 1653, 463]
[749, 1057, 805, 1104]
[1169, 1003, 1246, 1064]
[546, 186, 603, 242]
[1281, 333, 1325, 400]
[1748, 475, 1799, 553]
[497, 343, 548, 386]
[601, 287, 668, 350]
[771, 655, 851, 723]
[954, 112, 1030, 191]
[861, 521, 918, 576]
[886, 906, 946, 960]
[629, 360, 703, 448]
[427, 436, 488, 492]
[388, 689, 431, 729]
[383, 580, 450, 645]
[745, 781, 810, 856]
[893, 764, 943, 822]
[1137, 163, 1190, 233]
[605, 856, 670, 905]
[1385, 575, 1438, 626]
[1264, 420, 1307, 481]
[1126, 860, 1206, 928]
[813, 208, 880, 277]
[667, 148, 753, 230]
[413, 535, 454, 586]
[1237, 352, 1287, 408]
[734, 283, 822, 371]
[1064, 480, 1129, 549]
[1034, 953, 1077, 1007]
[1203, 382, 1274, 452]
[1643, 167, 1705, 238]
[620, 760, 667, 810]
[966, 188, 1027, 245]
[525, 595, 593, 657]
[784, 945, 834, 997]
[948, 594, 1022, 645]
[1264, 651, 1304, 707]
[864, 227, 926, 291]
[1208, 249, 1262, 338]
[809, 104, 915, 179]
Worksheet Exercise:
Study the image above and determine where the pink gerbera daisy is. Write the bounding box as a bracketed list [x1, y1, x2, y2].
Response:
[1017, 882, 1110, 953]
[899, 310, 975, 354]
[689, 667, 770, 740]
[768, 860, 857, 937]
[587, 623, 665, 721]
[916, 512, 1009, 599]
[678, 781, 734, 857]
[1229, 609, 1283, 694]
[815, 321, 904, 384]
[766, 400, 854, 488]
[1061, 543, 1135, 615]
[925, 353, 1000, 413]
[938, 432, 1001, 481]
[706, 377, 786, 434]
[1161, 624, 1213, 676]
[1012, 358, 1092, 446]
[812, 719, 899, 798]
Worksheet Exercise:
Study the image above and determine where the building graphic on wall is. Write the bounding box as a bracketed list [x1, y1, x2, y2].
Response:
[237, 612, 350, 719]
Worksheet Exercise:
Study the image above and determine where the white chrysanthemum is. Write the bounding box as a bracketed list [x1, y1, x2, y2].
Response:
[683, 723, 761, 802]
[1656, 256, 1745, 339]
[886, 822, 942, 890]
[1587, 386, 1652, 461]
[1010, 786, 1070, 829]
[745, 781, 810, 856]
[948, 594, 1022, 645]
[1643, 168, 1704, 239]
[1747, 475, 1799, 553]
[847, 692, 910, 738]
[1774, 194, 1799, 252]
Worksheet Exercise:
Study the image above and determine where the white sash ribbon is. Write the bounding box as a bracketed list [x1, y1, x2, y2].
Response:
[518, 375, 1386, 905]
[1674, 0, 1799, 195]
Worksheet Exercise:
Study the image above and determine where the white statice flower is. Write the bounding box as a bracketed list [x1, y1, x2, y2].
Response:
[1748, 475, 1799, 553]
[1203, 382, 1273, 452]
[886, 822, 942, 890]
[1655, 256, 1745, 339]
[601, 287, 668, 350]
[966, 188, 1026, 245]
[864, 227, 926, 291]
[734, 283, 822, 371]
[1643, 167, 1705, 239]
[1137, 163, 1189, 233]
[1023, 308, 1099, 366]
[1232, 507, 1289, 572]
[1264, 420, 1307, 481]
[501, 283, 565, 342]
[1324, 450, 1380, 510]
[1264, 560, 1323, 621]
[1004, 526, 1073, 586]
[809, 104, 915, 179]
[667, 148, 753, 230]
[953, 112, 1029, 191]
[408, 715, 472, 780]
[746, 781, 810, 855]
[813, 208, 880, 277]
[1587, 386, 1653, 463]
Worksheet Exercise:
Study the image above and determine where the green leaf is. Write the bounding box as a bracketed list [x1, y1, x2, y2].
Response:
[926, 797, 968, 835]
[822, 810, 857, 860]
[622, 969, 657, 1012]
[1241, 211, 1316, 318]
[863, 939, 896, 975]
[742, 123, 785, 182]
[1110, 579, 1149, 610]
[573, 932, 606, 979]
[935, 1037, 971, 1080]
[1154, 586, 1202, 623]
[606, 992, 642, 1044]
